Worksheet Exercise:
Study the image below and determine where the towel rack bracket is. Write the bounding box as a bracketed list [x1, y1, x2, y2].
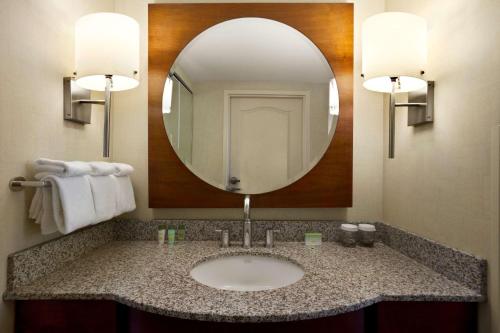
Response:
[9, 177, 27, 192]
[9, 177, 51, 192]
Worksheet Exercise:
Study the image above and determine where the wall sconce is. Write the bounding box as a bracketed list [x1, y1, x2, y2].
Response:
[361, 12, 434, 158]
[64, 12, 139, 158]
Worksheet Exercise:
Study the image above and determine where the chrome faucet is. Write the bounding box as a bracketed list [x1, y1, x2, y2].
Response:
[243, 194, 252, 248]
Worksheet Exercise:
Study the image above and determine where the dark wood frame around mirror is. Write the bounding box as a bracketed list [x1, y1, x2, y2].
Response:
[149, 3, 353, 208]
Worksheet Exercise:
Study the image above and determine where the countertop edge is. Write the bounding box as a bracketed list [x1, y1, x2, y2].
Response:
[2, 290, 485, 323]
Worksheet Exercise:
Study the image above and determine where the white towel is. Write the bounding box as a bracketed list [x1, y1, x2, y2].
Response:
[28, 159, 136, 235]
[29, 189, 42, 220]
[34, 171, 56, 180]
[87, 175, 118, 223]
[111, 175, 136, 214]
[34, 158, 92, 177]
[29, 188, 54, 233]
[89, 162, 116, 176]
[34, 164, 65, 175]
[112, 163, 134, 177]
[43, 175, 97, 234]
[40, 185, 58, 234]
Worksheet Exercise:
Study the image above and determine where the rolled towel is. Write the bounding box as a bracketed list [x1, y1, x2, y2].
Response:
[34, 158, 92, 177]
[111, 175, 136, 214]
[43, 175, 97, 234]
[34, 171, 56, 180]
[112, 163, 134, 177]
[34, 164, 65, 175]
[89, 161, 116, 176]
[87, 175, 118, 223]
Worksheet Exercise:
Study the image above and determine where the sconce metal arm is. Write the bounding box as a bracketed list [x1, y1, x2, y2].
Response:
[74, 99, 105, 105]
[389, 92, 396, 159]
[394, 102, 427, 107]
[63, 76, 112, 158]
[387, 81, 434, 159]
[103, 75, 112, 158]
[388, 97, 430, 159]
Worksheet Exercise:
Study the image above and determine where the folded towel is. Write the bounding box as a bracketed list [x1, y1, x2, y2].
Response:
[39, 186, 59, 234]
[43, 175, 97, 234]
[111, 175, 136, 214]
[28, 160, 136, 235]
[34, 171, 57, 180]
[29, 189, 58, 234]
[89, 162, 116, 176]
[34, 158, 92, 177]
[34, 164, 65, 175]
[112, 163, 134, 177]
[29, 189, 42, 220]
[88, 175, 118, 223]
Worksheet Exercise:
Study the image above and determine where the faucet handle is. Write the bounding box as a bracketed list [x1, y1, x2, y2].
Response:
[215, 229, 230, 248]
[265, 229, 280, 248]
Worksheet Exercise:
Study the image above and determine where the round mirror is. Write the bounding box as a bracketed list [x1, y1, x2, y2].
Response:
[162, 18, 339, 194]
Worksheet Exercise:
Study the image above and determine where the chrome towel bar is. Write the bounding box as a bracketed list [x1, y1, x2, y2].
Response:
[9, 177, 51, 192]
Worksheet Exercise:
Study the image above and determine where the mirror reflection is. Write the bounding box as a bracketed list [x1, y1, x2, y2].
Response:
[163, 18, 339, 194]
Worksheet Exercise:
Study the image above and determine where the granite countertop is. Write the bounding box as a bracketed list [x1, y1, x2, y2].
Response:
[4, 241, 482, 323]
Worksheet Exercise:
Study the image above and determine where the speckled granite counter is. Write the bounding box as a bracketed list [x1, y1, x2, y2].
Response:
[4, 241, 483, 323]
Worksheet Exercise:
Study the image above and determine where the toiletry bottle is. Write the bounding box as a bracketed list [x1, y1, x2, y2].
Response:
[168, 226, 176, 245]
[158, 225, 166, 245]
[177, 224, 186, 241]
[358, 223, 376, 246]
[305, 232, 322, 247]
[340, 224, 358, 247]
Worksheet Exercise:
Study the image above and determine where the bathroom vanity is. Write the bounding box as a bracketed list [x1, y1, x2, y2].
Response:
[13, 299, 477, 333]
[2, 4, 487, 333]
[4, 220, 485, 333]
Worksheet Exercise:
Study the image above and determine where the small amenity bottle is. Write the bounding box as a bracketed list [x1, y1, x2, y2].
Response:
[158, 225, 166, 245]
[340, 224, 358, 247]
[168, 226, 176, 245]
[358, 223, 376, 247]
[305, 232, 322, 247]
[177, 224, 186, 241]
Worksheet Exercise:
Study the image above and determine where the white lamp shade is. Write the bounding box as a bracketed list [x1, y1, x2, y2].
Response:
[362, 12, 427, 93]
[75, 12, 139, 91]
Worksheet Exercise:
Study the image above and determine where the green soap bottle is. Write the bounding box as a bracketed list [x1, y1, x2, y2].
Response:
[167, 226, 176, 245]
[177, 225, 186, 241]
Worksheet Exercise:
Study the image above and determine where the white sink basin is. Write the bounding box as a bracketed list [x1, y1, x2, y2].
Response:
[190, 255, 304, 291]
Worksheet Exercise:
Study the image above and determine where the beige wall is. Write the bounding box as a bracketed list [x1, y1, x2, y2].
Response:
[382, 0, 500, 332]
[113, 0, 385, 221]
[0, 0, 115, 331]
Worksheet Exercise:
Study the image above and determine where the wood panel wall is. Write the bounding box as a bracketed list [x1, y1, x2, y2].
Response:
[149, 3, 353, 208]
